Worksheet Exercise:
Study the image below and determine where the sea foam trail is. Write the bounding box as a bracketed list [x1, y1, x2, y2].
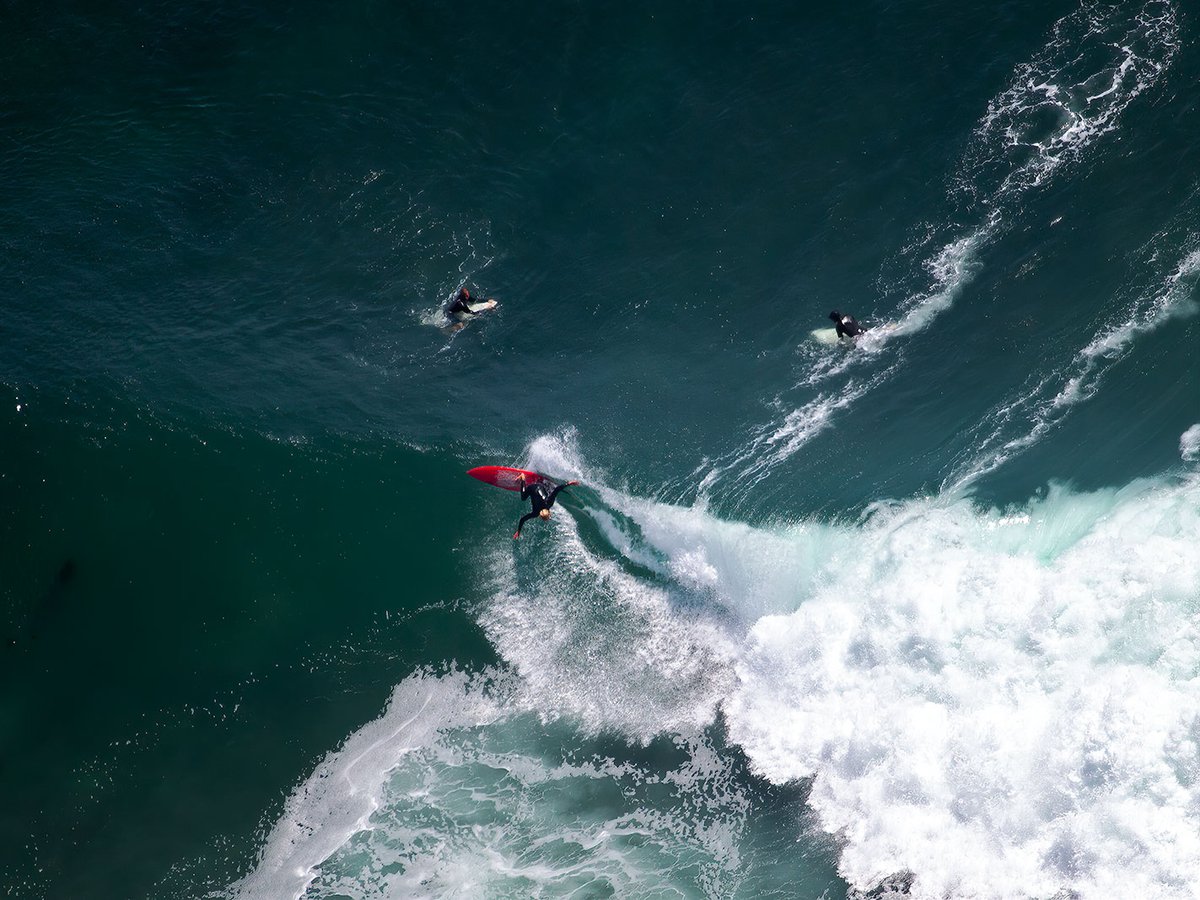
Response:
[945, 242, 1200, 491]
[836, 0, 1177, 353]
[720, 376, 888, 491]
[956, 0, 1180, 202]
[713, 0, 1179, 489]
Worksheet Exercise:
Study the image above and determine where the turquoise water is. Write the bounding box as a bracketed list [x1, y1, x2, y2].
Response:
[2, 2, 1199, 898]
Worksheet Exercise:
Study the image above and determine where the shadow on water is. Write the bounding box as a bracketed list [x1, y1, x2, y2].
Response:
[14, 559, 78, 645]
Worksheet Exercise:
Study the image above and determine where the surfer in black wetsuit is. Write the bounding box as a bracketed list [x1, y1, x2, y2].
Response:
[829, 310, 866, 339]
[445, 287, 497, 332]
[514, 473, 579, 539]
[446, 288, 475, 317]
[447, 287, 497, 318]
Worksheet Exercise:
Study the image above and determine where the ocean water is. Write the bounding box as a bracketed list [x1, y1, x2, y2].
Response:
[2, 1, 1199, 898]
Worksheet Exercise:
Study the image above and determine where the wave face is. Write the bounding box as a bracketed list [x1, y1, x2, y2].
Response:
[231, 425, 1200, 898]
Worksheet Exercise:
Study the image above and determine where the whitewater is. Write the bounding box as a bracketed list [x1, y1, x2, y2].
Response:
[230, 424, 1200, 899]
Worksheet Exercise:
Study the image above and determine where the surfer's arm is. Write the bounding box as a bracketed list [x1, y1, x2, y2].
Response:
[514, 511, 538, 538]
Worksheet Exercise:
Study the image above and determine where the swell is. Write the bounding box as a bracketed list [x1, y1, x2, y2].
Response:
[944, 236, 1200, 492]
[707, 0, 1180, 491]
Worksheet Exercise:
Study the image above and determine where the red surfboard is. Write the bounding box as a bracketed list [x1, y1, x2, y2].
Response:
[467, 465, 545, 492]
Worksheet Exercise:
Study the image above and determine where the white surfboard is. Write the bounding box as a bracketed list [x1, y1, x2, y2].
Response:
[809, 327, 842, 346]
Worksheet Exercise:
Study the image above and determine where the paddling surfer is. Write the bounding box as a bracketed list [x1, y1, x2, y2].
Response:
[446, 287, 495, 319]
[444, 287, 498, 333]
[514, 473, 578, 539]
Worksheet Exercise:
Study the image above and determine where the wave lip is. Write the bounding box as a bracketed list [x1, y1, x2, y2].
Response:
[227, 669, 509, 900]
[1181, 424, 1200, 462]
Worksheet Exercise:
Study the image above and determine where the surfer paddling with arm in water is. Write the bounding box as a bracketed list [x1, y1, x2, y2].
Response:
[514, 473, 578, 539]
[829, 310, 866, 339]
[445, 287, 498, 331]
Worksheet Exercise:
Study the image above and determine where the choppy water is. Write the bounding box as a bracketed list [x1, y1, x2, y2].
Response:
[2, 2, 1199, 898]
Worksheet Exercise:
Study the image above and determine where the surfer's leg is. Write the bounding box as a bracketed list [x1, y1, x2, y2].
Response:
[546, 481, 578, 506]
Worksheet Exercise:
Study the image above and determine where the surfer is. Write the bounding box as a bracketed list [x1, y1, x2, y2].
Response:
[514, 473, 579, 539]
[446, 287, 495, 319]
[444, 287, 497, 333]
[446, 288, 475, 317]
[829, 310, 865, 339]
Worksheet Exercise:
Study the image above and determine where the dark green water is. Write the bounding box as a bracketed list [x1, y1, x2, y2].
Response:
[2, 2, 1199, 898]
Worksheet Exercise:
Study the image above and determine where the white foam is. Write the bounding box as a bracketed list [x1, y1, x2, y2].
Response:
[960, 1, 1179, 202]
[1181, 425, 1200, 462]
[486, 443, 1200, 897]
[486, 438, 1200, 897]
[721, 477, 1200, 899]
[227, 669, 508, 900]
[227, 664, 757, 899]
[326, 724, 753, 898]
[480, 502, 739, 742]
[231, 440, 1200, 900]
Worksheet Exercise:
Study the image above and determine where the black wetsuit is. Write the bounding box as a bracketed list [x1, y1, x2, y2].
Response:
[515, 480, 570, 536]
[830, 311, 865, 339]
[446, 292, 475, 318]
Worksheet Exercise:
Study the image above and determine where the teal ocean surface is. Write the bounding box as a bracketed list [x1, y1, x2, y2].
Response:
[3, 2, 1199, 898]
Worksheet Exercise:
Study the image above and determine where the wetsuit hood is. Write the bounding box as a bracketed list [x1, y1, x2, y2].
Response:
[829, 310, 842, 322]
